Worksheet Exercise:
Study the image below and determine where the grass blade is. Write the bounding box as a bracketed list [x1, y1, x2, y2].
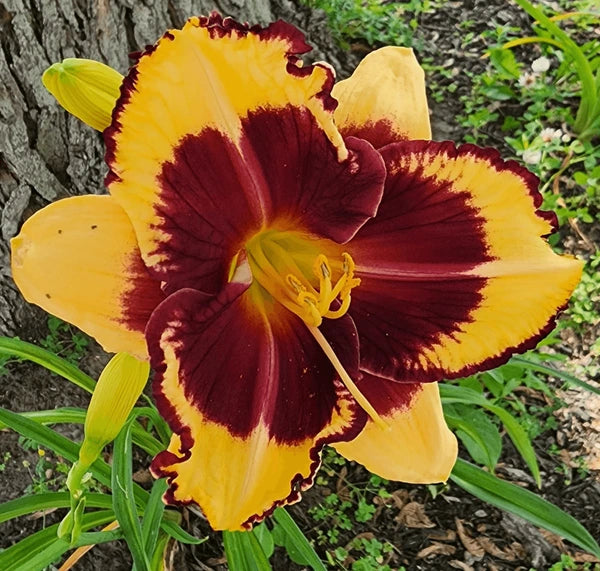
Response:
[0, 407, 164, 456]
[511, 356, 600, 396]
[0, 510, 116, 571]
[223, 530, 272, 570]
[0, 408, 149, 505]
[451, 458, 600, 557]
[112, 418, 151, 570]
[485, 403, 541, 487]
[0, 336, 95, 393]
[440, 385, 540, 485]
[272, 508, 326, 570]
[0, 492, 114, 524]
[141, 478, 168, 558]
[160, 519, 207, 545]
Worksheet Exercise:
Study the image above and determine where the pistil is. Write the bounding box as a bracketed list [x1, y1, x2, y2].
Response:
[307, 325, 389, 430]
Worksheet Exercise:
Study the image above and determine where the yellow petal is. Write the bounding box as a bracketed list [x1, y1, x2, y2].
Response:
[346, 141, 583, 382]
[106, 16, 348, 278]
[42, 58, 123, 131]
[334, 382, 457, 482]
[10, 195, 165, 359]
[80, 353, 150, 465]
[332, 47, 431, 147]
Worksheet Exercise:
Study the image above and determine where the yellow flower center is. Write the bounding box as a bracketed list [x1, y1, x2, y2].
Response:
[245, 229, 359, 327]
[243, 229, 388, 430]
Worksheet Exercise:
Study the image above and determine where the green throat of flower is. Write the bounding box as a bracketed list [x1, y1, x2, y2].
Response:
[244, 229, 359, 328]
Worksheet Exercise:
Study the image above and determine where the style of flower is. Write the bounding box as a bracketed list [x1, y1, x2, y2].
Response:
[11, 14, 582, 531]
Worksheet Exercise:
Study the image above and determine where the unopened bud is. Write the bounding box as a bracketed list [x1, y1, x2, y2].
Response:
[42, 58, 123, 131]
[81, 353, 149, 463]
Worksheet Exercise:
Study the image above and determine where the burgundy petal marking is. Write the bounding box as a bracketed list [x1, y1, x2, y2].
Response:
[347, 140, 492, 382]
[147, 283, 365, 443]
[126, 107, 384, 296]
[347, 140, 560, 382]
[239, 110, 385, 243]
[356, 370, 422, 416]
[340, 119, 399, 150]
[118, 251, 166, 334]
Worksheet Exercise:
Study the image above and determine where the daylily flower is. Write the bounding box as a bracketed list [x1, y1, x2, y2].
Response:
[11, 14, 582, 531]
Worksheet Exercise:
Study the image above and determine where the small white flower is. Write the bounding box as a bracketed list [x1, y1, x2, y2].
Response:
[540, 128, 562, 143]
[531, 56, 550, 73]
[518, 72, 537, 88]
[561, 133, 571, 143]
[522, 149, 542, 164]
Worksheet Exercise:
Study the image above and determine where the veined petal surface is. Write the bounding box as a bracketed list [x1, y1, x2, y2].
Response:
[106, 14, 385, 295]
[10, 196, 164, 358]
[147, 276, 365, 530]
[332, 47, 431, 148]
[334, 379, 456, 482]
[347, 141, 583, 382]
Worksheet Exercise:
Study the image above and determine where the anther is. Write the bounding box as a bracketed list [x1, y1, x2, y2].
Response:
[286, 274, 306, 294]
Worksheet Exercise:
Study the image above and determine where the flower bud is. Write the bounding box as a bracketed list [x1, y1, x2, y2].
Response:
[42, 58, 123, 131]
[60, 353, 149, 542]
[81, 352, 149, 463]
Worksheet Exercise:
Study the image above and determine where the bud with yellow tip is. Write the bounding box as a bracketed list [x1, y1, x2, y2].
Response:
[42, 58, 123, 131]
[80, 352, 149, 463]
[59, 353, 149, 542]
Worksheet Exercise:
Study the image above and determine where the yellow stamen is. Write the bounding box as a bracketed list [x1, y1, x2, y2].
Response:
[285, 251, 360, 327]
[244, 230, 383, 428]
[307, 325, 389, 430]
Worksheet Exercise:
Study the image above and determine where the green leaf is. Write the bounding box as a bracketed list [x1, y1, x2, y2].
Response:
[112, 418, 151, 570]
[150, 532, 170, 571]
[271, 508, 326, 570]
[0, 336, 95, 393]
[480, 84, 517, 101]
[488, 47, 522, 78]
[0, 509, 116, 571]
[0, 492, 114, 524]
[12, 538, 71, 571]
[0, 409, 198, 550]
[0, 407, 164, 456]
[160, 519, 207, 545]
[440, 385, 540, 486]
[223, 530, 272, 571]
[484, 403, 541, 487]
[0, 407, 149, 505]
[142, 478, 168, 559]
[444, 404, 502, 471]
[510, 356, 600, 396]
[253, 522, 275, 559]
[451, 459, 600, 558]
[133, 406, 172, 446]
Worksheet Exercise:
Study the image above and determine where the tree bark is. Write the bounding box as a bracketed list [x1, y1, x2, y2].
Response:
[0, 0, 355, 338]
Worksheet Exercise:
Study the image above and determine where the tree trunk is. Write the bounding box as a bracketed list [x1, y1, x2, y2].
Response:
[0, 0, 355, 338]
